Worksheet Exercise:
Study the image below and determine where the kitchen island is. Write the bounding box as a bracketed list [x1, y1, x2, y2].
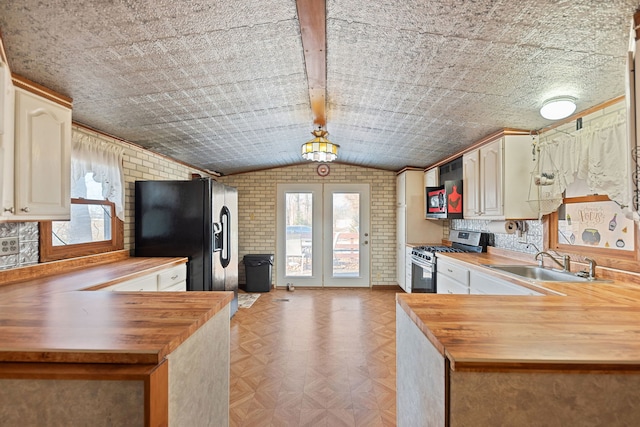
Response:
[397, 250, 640, 426]
[0, 251, 233, 426]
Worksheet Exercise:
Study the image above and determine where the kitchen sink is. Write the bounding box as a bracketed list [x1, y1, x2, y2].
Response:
[483, 265, 611, 283]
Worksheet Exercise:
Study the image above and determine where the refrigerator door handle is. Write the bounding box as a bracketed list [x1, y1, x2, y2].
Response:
[220, 206, 231, 268]
[212, 222, 222, 252]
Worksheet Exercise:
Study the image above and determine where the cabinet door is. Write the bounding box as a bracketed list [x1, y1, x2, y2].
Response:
[424, 167, 439, 187]
[14, 88, 71, 219]
[436, 273, 469, 294]
[396, 172, 406, 207]
[404, 246, 413, 292]
[479, 138, 503, 217]
[0, 64, 15, 218]
[397, 207, 406, 287]
[462, 151, 480, 218]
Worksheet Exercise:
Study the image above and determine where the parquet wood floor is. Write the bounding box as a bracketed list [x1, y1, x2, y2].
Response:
[230, 288, 398, 426]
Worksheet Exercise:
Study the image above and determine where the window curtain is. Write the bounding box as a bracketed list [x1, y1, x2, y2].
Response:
[71, 130, 125, 220]
[537, 112, 631, 214]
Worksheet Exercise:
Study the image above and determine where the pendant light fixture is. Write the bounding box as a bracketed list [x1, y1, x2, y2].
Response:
[301, 127, 339, 162]
[540, 96, 577, 120]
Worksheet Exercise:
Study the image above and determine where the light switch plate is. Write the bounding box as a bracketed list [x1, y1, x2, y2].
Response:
[0, 237, 19, 256]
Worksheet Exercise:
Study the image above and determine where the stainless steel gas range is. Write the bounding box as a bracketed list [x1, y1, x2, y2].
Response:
[408, 230, 493, 293]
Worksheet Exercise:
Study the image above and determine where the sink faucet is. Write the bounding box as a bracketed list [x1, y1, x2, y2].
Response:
[534, 251, 571, 272]
[585, 258, 597, 279]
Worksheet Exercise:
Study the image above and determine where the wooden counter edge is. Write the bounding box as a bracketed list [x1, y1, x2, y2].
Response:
[0, 250, 130, 286]
[449, 359, 640, 373]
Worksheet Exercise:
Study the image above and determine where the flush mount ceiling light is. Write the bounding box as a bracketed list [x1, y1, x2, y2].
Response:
[301, 128, 339, 162]
[540, 96, 577, 120]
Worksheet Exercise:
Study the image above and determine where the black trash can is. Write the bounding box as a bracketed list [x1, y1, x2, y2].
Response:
[243, 254, 274, 292]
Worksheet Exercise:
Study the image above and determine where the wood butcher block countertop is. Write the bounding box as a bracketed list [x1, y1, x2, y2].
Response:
[396, 250, 640, 372]
[0, 252, 233, 365]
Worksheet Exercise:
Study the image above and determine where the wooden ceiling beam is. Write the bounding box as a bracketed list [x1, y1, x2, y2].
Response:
[296, 0, 326, 126]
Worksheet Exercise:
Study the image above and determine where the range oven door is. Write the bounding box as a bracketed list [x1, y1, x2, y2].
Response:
[410, 256, 436, 293]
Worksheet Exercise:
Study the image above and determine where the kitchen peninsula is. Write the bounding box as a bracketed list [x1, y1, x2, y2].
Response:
[397, 250, 640, 426]
[0, 251, 232, 426]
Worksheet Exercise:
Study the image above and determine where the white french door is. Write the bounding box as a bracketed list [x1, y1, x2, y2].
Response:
[276, 183, 370, 287]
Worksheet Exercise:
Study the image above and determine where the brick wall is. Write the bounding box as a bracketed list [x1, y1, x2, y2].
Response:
[218, 162, 397, 287]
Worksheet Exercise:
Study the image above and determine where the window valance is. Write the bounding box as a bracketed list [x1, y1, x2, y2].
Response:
[71, 130, 125, 220]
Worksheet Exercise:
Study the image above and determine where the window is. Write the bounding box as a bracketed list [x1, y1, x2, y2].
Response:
[40, 132, 125, 262]
[40, 173, 123, 262]
[549, 195, 639, 272]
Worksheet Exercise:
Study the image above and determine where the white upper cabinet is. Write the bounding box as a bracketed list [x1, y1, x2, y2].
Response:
[463, 134, 537, 220]
[462, 150, 480, 218]
[424, 167, 439, 187]
[9, 86, 71, 220]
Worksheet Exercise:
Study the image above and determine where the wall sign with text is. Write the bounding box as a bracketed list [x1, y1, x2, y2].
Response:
[557, 200, 634, 251]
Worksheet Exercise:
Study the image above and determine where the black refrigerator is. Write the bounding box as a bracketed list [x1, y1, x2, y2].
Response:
[134, 178, 238, 317]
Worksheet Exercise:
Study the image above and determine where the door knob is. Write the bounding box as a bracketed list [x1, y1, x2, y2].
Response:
[3, 207, 14, 214]
[21, 207, 30, 213]
[363, 240, 369, 245]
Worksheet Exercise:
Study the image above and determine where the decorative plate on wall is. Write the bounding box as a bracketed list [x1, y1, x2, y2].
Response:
[317, 164, 330, 177]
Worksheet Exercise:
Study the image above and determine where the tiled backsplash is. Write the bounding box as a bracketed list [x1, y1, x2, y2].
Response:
[0, 222, 39, 269]
[451, 219, 543, 254]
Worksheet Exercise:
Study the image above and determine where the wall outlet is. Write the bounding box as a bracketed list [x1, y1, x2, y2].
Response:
[0, 237, 19, 256]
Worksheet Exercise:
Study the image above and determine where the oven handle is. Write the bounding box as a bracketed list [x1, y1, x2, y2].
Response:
[411, 256, 433, 272]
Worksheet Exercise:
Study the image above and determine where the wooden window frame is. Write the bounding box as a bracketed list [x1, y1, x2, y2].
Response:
[40, 198, 124, 262]
[549, 195, 640, 272]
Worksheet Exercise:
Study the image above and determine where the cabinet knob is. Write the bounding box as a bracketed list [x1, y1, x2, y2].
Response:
[3, 207, 14, 214]
[21, 207, 30, 213]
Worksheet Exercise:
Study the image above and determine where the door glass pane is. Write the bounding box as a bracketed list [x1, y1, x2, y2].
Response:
[332, 193, 359, 277]
[285, 193, 312, 276]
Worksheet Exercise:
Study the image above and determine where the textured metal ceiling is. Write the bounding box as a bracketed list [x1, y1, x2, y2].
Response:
[0, 0, 638, 174]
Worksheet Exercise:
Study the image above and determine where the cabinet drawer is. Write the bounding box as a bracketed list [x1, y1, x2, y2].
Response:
[157, 265, 187, 290]
[161, 281, 187, 292]
[437, 258, 469, 285]
[110, 275, 157, 292]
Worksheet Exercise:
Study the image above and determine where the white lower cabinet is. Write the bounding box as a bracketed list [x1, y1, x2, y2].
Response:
[404, 246, 412, 292]
[108, 275, 158, 292]
[436, 257, 470, 294]
[437, 273, 469, 294]
[157, 264, 187, 291]
[469, 270, 542, 296]
[101, 264, 187, 292]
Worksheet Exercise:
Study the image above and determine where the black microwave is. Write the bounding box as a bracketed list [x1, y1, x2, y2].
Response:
[425, 180, 463, 219]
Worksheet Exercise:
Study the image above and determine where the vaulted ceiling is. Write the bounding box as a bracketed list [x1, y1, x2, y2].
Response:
[0, 1, 638, 175]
